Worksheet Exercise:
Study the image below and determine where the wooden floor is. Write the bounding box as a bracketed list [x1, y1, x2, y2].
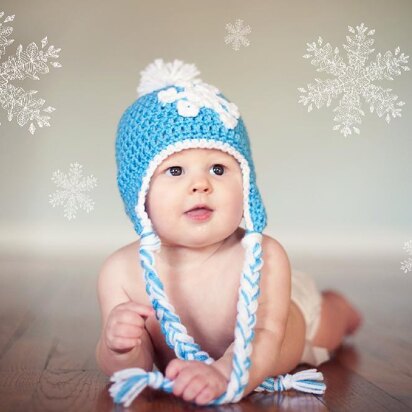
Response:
[0, 254, 411, 411]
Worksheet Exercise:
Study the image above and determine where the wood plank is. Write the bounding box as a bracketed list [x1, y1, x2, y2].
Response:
[42, 269, 101, 371]
[247, 389, 329, 411]
[319, 361, 411, 412]
[337, 336, 412, 409]
[0, 370, 42, 412]
[0, 258, 104, 411]
[0, 260, 60, 356]
[30, 370, 108, 412]
[0, 275, 69, 370]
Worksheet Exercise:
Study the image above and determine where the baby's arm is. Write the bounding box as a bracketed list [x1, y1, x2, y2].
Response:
[95, 252, 155, 376]
[213, 237, 292, 397]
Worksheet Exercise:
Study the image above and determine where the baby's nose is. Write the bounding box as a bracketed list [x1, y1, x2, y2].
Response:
[191, 176, 212, 193]
[192, 184, 210, 193]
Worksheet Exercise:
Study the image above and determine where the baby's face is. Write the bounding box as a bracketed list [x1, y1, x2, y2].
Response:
[145, 148, 243, 247]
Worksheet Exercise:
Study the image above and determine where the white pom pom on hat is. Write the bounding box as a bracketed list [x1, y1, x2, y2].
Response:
[137, 58, 203, 97]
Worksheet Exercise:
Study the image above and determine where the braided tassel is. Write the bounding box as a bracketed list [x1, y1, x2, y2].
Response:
[212, 230, 265, 403]
[110, 367, 326, 406]
[255, 369, 326, 394]
[109, 227, 326, 406]
[137, 225, 214, 363]
[109, 369, 173, 407]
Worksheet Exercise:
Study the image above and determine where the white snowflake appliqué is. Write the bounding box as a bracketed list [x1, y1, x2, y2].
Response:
[49, 163, 97, 221]
[400, 240, 412, 274]
[298, 23, 410, 137]
[224, 19, 251, 51]
[158, 82, 240, 129]
[0, 11, 62, 135]
[137, 59, 240, 129]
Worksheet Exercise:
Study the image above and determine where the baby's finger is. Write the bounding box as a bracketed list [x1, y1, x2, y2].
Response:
[196, 385, 215, 405]
[115, 310, 149, 327]
[114, 310, 144, 327]
[117, 301, 156, 319]
[166, 359, 189, 380]
[172, 365, 199, 397]
[181, 376, 208, 402]
[114, 322, 143, 339]
[109, 336, 141, 352]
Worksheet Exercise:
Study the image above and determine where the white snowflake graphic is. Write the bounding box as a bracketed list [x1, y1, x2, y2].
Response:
[49, 163, 97, 221]
[224, 19, 251, 51]
[298, 23, 410, 137]
[0, 10, 62, 135]
[400, 240, 412, 274]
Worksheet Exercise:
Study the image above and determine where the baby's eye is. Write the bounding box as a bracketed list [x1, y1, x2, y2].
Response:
[165, 165, 225, 177]
[166, 166, 183, 176]
[210, 164, 225, 176]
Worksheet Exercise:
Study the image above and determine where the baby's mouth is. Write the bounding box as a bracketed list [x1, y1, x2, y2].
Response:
[184, 205, 214, 221]
[185, 204, 213, 213]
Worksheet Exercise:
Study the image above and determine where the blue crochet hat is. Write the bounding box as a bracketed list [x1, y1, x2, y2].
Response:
[111, 59, 326, 406]
[115, 58, 267, 235]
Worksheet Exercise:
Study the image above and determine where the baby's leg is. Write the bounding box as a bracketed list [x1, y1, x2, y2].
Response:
[311, 290, 363, 351]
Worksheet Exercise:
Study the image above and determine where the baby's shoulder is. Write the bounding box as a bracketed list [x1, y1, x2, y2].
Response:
[233, 229, 290, 273]
[101, 239, 141, 272]
[231, 228, 287, 258]
[260, 233, 291, 276]
[98, 239, 144, 297]
[261, 233, 288, 257]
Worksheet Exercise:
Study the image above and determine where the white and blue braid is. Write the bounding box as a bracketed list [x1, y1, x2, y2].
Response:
[109, 226, 326, 406]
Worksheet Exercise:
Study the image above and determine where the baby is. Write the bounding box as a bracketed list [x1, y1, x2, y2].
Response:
[95, 59, 362, 406]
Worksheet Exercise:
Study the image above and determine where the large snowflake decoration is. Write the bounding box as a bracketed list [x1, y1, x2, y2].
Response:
[224, 19, 251, 51]
[298, 23, 410, 137]
[400, 240, 412, 274]
[49, 163, 97, 221]
[0, 11, 61, 135]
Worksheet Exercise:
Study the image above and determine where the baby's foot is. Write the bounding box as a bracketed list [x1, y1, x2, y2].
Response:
[345, 301, 363, 335]
[325, 290, 363, 336]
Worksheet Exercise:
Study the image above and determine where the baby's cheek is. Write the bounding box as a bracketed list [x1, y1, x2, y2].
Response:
[226, 200, 244, 225]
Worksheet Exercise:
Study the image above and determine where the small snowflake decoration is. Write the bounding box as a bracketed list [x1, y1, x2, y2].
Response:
[224, 19, 251, 51]
[49, 163, 97, 221]
[0, 10, 62, 135]
[400, 240, 412, 274]
[298, 23, 410, 137]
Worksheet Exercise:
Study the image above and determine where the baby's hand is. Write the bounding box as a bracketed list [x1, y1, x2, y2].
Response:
[104, 301, 155, 354]
[166, 359, 229, 405]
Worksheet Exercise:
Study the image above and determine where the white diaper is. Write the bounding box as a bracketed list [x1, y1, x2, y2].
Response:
[291, 268, 331, 366]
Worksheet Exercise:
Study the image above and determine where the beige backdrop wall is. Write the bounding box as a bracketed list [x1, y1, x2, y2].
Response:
[0, 0, 411, 260]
